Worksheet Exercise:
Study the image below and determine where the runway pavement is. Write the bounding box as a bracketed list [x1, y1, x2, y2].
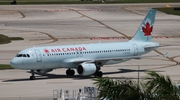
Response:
[0, 3, 180, 99]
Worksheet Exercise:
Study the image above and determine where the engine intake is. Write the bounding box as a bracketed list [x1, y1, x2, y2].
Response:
[77, 63, 96, 76]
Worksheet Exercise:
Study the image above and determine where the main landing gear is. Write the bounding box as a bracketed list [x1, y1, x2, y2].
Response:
[66, 68, 75, 76]
[94, 67, 103, 77]
[30, 70, 36, 80]
[94, 62, 103, 77]
[94, 71, 103, 77]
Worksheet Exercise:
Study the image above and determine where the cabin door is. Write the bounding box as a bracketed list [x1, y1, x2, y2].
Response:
[34, 50, 42, 62]
[132, 44, 138, 56]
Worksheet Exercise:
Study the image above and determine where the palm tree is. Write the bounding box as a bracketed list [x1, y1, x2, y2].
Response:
[143, 70, 180, 100]
[93, 77, 145, 100]
[93, 70, 180, 100]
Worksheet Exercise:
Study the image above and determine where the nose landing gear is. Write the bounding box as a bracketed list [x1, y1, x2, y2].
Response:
[30, 70, 36, 80]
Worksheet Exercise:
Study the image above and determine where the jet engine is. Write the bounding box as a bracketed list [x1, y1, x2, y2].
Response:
[77, 63, 97, 76]
[36, 69, 53, 73]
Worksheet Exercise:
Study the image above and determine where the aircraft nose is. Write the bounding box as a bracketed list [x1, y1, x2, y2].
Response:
[10, 58, 20, 69]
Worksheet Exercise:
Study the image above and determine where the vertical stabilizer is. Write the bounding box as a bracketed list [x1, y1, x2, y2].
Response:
[131, 9, 156, 42]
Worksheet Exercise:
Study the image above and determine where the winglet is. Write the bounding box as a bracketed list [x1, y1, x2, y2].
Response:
[131, 9, 156, 42]
[163, 52, 168, 58]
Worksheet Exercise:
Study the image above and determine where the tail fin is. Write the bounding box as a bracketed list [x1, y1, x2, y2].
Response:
[131, 9, 156, 42]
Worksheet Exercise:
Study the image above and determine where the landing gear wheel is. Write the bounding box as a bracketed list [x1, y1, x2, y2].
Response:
[30, 76, 36, 80]
[94, 71, 103, 77]
[66, 69, 75, 76]
[70, 70, 75, 76]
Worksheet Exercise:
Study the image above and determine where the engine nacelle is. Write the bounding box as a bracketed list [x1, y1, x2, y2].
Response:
[36, 69, 53, 73]
[77, 63, 97, 76]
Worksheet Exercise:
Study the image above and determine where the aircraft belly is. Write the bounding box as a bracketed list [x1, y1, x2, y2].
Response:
[21, 61, 60, 70]
[21, 63, 43, 70]
[44, 63, 61, 69]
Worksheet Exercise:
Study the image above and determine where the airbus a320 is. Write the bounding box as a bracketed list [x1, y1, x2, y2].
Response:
[10, 9, 159, 80]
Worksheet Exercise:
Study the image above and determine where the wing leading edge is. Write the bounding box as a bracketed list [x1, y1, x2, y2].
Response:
[72, 55, 159, 65]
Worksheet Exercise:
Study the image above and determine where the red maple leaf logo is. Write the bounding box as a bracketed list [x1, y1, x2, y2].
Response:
[44, 49, 49, 54]
[142, 22, 153, 36]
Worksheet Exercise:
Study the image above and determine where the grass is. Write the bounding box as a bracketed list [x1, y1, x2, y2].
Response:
[0, 34, 24, 44]
[0, 34, 11, 44]
[9, 37, 24, 40]
[155, 8, 180, 16]
[0, 64, 13, 70]
[0, 0, 180, 5]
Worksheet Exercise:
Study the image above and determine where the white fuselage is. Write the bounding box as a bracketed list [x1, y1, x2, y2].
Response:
[10, 41, 159, 70]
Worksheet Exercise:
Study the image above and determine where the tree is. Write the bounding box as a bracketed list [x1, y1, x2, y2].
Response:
[93, 77, 145, 100]
[143, 70, 180, 100]
[93, 70, 180, 100]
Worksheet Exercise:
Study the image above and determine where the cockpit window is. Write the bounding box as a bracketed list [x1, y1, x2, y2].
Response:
[23, 54, 26, 57]
[16, 54, 23, 57]
[27, 54, 30, 57]
[16, 54, 30, 58]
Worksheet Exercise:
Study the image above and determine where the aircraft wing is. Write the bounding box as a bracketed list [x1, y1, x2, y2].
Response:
[144, 45, 159, 48]
[73, 55, 159, 64]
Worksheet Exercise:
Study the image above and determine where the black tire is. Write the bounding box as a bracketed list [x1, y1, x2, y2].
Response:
[70, 70, 75, 76]
[66, 69, 75, 76]
[94, 71, 103, 77]
[30, 76, 35, 80]
[66, 70, 70, 76]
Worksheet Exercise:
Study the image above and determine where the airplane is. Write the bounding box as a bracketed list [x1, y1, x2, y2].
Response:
[10, 9, 159, 80]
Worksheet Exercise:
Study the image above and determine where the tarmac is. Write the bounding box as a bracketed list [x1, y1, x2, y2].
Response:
[0, 3, 180, 99]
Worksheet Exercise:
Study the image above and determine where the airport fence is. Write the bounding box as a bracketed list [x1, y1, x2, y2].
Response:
[0, 87, 97, 100]
[53, 87, 97, 100]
